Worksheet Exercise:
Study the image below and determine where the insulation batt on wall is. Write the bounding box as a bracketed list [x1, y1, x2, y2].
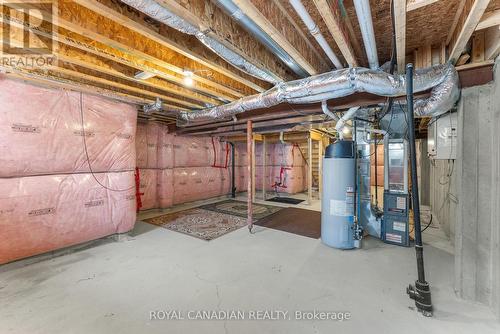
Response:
[234, 143, 307, 194]
[136, 121, 230, 211]
[0, 77, 138, 264]
[0, 78, 137, 176]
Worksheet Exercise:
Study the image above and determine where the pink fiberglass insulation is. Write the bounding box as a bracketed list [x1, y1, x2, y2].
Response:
[274, 144, 305, 167]
[157, 169, 173, 208]
[158, 127, 174, 169]
[0, 171, 136, 264]
[138, 168, 158, 210]
[235, 165, 307, 194]
[173, 136, 213, 167]
[173, 167, 230, 205]
[0, 78, 137, 177]
[136, 122, 159, 169]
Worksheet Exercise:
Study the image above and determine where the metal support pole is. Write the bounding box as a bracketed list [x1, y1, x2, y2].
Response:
[405, 63, 433, 316]
[262, 135, 266, 201]
[230, 142, 236, 198]
[318, 139, 323, 200]
[247, 120, 253, 232]
[307, 133, 313, 204]
[252, 138, 256, 202]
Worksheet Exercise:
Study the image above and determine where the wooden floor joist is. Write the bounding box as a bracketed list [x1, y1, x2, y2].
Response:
[313, 0, 358, 67]
[0, 14, 221, 107]
[2, 2, 243, 101]
[394, 0, 407, 73]
[49, 65, 190, 111]
[448, 0, 492, 63]
[230, 0, 319, 75]
[73, 0, 267, 93]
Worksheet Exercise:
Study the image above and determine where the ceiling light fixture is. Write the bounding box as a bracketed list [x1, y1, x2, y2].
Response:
[182, 69, 194, 87]
[134, 71, 155, 80]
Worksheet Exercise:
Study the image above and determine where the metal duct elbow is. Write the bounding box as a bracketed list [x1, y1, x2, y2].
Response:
[120, 0, 282, 84]
[179, 63, 460, 123]
[414, 63, 461, 117]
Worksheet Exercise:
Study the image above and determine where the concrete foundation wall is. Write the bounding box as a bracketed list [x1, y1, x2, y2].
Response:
[453, 60, 500, 318]
[429, 158, 458, 241]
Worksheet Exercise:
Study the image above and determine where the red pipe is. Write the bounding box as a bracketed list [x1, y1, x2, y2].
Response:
[135, 167, 144, 212]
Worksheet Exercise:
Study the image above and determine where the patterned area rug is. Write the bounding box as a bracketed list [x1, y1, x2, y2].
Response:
[144, 208, 247, 241]
[199, 200, 282, 221]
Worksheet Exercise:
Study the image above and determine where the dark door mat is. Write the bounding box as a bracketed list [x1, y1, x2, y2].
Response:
[143, 208, 247, 241]
[255, 207, 321, 239]
[199, 200, 282, 221]
[266, 197, 304, 205]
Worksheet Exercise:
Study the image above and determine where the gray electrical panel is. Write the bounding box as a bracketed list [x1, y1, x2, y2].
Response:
[427, 112, 457, 160]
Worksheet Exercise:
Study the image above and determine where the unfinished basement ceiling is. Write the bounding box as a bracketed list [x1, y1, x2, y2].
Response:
[0, 0, 498, 125]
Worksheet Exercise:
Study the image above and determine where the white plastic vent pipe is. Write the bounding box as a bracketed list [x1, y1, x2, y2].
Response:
[288, 0, 343, 69]
[353, 0, 379, 69]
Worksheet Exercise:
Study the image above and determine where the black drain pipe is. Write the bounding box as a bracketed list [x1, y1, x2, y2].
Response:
[405, 63, 433, 316]
[229, 142, 236, 198]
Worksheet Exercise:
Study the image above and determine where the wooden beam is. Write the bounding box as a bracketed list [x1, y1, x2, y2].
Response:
[48, 65, 189, 111]
[471, 31, 485, 62]
[2, 68, 149, 106]
[59, 1, 242, 99]
[4, 1, 242, 100]
[74, 0, 267, 93]
[485, 25, 500, 59]
[230, 0, 319, 75]
[476, 9, 500, 30]
[447, 0, 467, 45]
[57, 54, 203, 109]
[313, 0, 358, 67]
[423, 44, 432, 67]
[448, 0, 491, 64]
[0, 12, 220, 106]
[156, 0, 293, 81]
[394, 0, 407, 73]
[406, 0, 441, 12]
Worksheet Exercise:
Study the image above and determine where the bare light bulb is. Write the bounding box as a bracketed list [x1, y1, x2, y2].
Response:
[183, 76, 194, 87]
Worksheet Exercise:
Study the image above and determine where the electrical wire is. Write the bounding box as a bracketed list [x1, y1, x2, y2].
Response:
[79, 92, 135, 192]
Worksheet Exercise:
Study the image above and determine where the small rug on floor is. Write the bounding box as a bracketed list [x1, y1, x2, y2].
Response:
[199, 200, 282, 221]
[266, 197, 304, 205]
[144, 208, 247, 241]
[255, 207, 321, 239]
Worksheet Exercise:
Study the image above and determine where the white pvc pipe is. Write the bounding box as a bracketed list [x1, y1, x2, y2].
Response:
[335, 106, 360, 134]
[353, 0, 379, 69]
[289, 0, 343, 69]
[321, 101, 339, 121]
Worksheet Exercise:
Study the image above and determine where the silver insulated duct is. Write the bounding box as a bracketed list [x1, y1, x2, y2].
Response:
[179, 63, 460, 123]
[120, 0, 282, 84]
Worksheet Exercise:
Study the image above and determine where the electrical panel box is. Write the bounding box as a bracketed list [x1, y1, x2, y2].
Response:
[382, 192, 410, 247]
[427, 112, 457, 160]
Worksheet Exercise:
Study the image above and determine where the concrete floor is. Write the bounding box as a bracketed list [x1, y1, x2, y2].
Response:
[1, 198, 499, 333]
